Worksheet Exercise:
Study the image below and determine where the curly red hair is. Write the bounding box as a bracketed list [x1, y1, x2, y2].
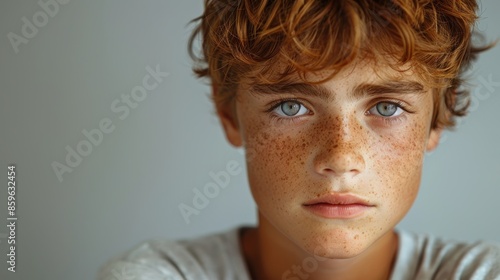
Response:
[188, 0, 493, 129]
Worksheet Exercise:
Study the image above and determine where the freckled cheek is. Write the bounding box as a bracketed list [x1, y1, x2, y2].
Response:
[372, 121, 429, 167]
[371, 124, 429, 211]
[243, 125, 311, 205]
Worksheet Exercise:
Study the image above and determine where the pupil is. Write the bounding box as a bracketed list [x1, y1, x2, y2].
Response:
[376, 102, 397, 116]
[282, 101, 300, 116]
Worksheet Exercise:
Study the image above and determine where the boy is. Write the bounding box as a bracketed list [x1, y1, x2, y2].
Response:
[99, 0, 500, 279]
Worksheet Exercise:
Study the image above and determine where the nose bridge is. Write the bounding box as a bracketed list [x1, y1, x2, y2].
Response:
[321, 113, 359, 146]
[313, 113, 366, 176]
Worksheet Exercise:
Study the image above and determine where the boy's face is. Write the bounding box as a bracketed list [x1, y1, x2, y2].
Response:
[217, 60, 441, 258]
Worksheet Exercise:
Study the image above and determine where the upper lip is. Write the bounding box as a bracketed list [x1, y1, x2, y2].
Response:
[303, 193, 373, 206]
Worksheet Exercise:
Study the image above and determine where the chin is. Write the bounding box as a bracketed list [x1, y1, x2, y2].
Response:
[289, 227, 372, 259]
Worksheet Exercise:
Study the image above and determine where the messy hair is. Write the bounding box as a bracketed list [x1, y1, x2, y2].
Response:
[188, 0, 493, 129]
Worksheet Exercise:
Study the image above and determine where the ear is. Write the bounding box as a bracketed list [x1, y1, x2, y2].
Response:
[213, 84, 243, 147]
[426, 128, 442, 152]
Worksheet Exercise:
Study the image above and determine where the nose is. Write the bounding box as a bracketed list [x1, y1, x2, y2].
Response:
[312, 115, 366, 177]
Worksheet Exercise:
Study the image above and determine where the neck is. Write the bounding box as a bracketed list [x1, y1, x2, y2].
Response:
[240, 212, 399, 280]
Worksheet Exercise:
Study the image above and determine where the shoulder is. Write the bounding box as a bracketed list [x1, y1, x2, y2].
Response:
[97, 227, 250, 280]
[392, 229, 500, 280]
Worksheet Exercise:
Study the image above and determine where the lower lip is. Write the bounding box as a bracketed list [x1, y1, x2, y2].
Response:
[303, 203, 373, 219]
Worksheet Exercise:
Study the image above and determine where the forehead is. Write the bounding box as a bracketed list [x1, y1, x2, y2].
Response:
[243, 60, 428, 101]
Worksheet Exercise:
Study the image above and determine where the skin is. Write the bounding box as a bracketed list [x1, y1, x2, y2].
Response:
[215, 60, 441, 280]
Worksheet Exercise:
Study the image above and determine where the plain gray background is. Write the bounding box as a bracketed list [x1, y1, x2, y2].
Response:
[0, 0, 499, 279]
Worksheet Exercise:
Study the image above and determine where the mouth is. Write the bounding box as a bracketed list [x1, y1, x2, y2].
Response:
[302, 193, 374, 219]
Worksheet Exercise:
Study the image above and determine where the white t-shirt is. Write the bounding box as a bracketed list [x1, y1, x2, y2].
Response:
[98, 227, 500, 280]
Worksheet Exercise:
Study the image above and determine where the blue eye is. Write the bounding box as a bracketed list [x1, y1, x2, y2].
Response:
[274, 100, 309, 117]
[369, 102, 403, 117]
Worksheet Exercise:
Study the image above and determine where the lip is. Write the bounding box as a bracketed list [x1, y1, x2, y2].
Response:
[302, 193, 374, 219]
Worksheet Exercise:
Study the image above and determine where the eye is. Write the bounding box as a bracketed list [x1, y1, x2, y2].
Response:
[273, 100, 309, 117]
[368, 102, 404, 117]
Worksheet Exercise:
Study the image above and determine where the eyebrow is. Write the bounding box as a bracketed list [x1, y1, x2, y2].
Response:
[249, 80, 426, 100]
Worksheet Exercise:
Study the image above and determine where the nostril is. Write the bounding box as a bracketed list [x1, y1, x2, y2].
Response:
[349, 169, 361, 175]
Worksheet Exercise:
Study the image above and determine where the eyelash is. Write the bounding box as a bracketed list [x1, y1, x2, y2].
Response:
[265, 98, 414, 125]
[367, 100, 414, 126]
[265, 98, 309, 123]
